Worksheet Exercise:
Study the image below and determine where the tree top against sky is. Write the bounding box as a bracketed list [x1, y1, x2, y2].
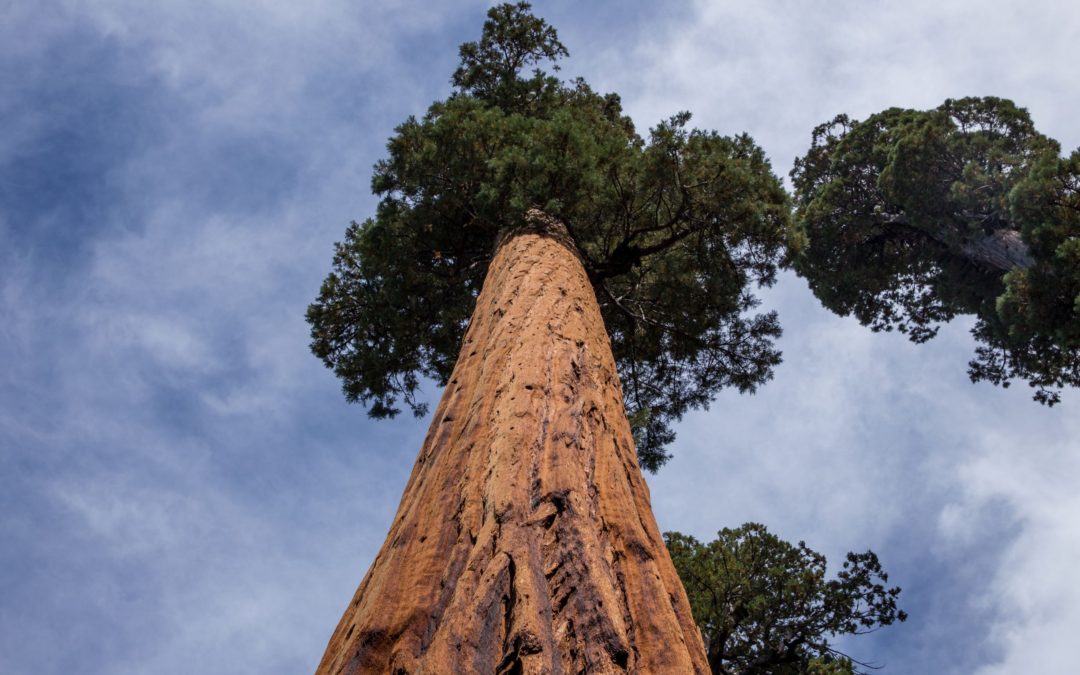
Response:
[791, 97, 1080, 404]
[307, 2, 795, 470]
[666, 524, 906, 675]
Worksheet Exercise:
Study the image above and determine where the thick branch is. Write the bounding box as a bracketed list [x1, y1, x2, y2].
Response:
[879, 213, 1034, 272]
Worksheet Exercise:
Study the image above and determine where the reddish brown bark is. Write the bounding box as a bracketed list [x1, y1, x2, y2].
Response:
[316, 211, 708, 674]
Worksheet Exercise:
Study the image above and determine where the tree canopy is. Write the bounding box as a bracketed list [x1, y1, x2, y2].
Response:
[791, 97, 1080, 404]
[665, 524, 906, 675]
[307, 2, 794, 470]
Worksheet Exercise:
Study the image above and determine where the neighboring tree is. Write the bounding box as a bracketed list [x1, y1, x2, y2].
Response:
[790, 97, 1080, 404]
[308, 4, 792, 672]
[665, 524, 906, 675]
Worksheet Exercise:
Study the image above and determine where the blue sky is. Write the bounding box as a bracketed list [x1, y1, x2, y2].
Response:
[2, 1, 1078, 673]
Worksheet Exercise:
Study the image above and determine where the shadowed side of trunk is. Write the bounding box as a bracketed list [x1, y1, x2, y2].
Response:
[315, 212, 708, 674]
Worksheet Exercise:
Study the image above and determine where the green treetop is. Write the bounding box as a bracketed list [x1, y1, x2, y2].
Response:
[665, 524, 906, 675]
[791, 97, 1080, 404]
[307, 2, 794, 470]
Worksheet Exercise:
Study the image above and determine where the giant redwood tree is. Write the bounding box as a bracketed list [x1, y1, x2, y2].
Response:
[791, 97, 1080, 404]
[306, 3, 793, 672]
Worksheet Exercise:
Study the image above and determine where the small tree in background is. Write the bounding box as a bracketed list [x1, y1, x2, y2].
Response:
[791, 97, 1080, 404]
[666, 524, 906, 675]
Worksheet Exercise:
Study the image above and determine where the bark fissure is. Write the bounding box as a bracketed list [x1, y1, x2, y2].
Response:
[316, 211, 708, 674]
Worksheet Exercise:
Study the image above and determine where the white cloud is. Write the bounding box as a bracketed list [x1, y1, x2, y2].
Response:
[585, 0, 1080, 180]
[955, 418, 1080, 674]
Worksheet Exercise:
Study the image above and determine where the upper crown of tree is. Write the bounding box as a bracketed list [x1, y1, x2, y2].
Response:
[306, 2, 795, 470]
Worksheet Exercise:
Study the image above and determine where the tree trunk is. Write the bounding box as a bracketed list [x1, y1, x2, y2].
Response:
[315, 211, 709, 674]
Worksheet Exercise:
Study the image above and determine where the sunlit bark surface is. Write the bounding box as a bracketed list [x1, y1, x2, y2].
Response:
[316, 211, 708, 674]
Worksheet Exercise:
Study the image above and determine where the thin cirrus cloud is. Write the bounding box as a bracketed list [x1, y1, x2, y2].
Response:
[2, 1, 1078, 674]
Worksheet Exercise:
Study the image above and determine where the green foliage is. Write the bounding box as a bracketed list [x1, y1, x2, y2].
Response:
[451, 1, 567, 110]
[984, 150, 1080, 401]
[791, 97, 1080, 403]
[308, 3, 793, 470]
[665, 524, 906, 675]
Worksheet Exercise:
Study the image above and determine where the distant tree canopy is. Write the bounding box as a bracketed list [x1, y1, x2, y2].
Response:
[307, 2, 794, 470]
[665, 524, 906, 675]
[791, 97, 1080, 404]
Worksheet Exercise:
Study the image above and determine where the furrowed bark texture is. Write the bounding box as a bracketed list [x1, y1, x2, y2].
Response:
[316, 214, 708, 674]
